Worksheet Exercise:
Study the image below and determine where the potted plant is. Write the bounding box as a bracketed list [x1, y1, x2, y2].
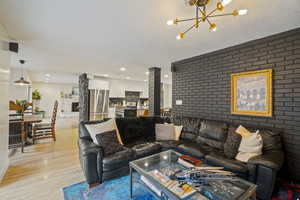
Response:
[15, 100, 30, 114]
[32, 89, 41, 112]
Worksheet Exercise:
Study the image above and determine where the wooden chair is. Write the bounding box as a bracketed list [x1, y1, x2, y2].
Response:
[32, 101, 58, 144]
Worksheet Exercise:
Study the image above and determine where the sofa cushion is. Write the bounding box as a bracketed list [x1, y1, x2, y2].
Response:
[102, 147, 134, 172]
[259, 129, 282, 152]
[155, 123, 175, 141]
[131, 143, 161, 159]
[196, 136, 224, 150]
[205, 152, 248, 174]
[176, 141, 212, 158]
[235, 128, 263, 163]
[172, 117, 201, 140]
[95, 130, 124, 156]
[223, 126, 242, 159]
[79, 119, 109, 140]
[85, 119, 123, 145]
[199, 120, 228, 142]
[174, 125, 183, 141]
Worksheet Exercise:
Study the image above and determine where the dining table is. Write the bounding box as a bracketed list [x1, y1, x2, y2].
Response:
[9, 114, 43, 153]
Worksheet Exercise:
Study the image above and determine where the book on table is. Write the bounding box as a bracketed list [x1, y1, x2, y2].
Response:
[146, 169, 196, 199]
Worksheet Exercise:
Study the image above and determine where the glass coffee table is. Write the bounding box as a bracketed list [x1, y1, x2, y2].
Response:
[129, 150, 256, 200]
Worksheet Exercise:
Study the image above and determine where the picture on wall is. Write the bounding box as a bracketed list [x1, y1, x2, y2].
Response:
[231, 69, 272, 117]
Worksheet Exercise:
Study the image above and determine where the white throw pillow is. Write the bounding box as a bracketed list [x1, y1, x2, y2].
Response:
[174, 125, 183, 141]
[85, 119, 123, 145]
[235, 126, 263, 162]
[155, 124, 175, 141]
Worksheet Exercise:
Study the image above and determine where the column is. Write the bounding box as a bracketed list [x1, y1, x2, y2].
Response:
[148, 67, 161, 116]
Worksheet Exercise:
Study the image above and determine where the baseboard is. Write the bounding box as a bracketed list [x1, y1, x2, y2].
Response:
[0, 158, 9, 182]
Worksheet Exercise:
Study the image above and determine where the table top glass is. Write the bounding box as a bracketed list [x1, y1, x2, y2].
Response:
[130, 150, 256, 200]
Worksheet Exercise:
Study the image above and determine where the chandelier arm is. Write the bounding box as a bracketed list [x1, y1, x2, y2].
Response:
[206, 17, 213, 26]
[198, 7, 207, 22]
[208, 13, 234, 17]
[177, 18, 201, 23]
[183, 24, 197, 34]
[207, 8, 218, 17]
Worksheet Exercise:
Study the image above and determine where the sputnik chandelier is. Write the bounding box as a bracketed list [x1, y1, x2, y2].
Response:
[167, 0, 248, 40]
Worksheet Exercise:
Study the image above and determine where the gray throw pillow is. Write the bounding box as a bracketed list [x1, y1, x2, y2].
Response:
[95, 130, 123, 156]
[155, 124, 175, 141]
[223, 127, 242, 159]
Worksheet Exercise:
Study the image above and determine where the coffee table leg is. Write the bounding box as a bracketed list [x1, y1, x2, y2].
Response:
[130, 167, 133, 198]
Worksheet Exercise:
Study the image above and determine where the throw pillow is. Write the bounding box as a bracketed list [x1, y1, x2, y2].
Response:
[235, 125, 251, 137]
[85, 119, 123, 145]
[235, 126, 263, 162]
[174, 125, 183, 141]
[223, 127, 242, 159]
[155, 123, 175, 141]
[95, 130, 124, 156]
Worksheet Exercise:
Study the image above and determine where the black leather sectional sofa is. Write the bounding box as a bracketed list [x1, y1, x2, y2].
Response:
[78, 116, 284, 200]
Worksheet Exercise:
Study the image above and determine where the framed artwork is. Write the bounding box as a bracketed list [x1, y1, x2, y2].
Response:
[231, 69, 272, 117]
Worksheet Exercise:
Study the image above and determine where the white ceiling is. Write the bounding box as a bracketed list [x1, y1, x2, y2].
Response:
[0, 0, 299, 83]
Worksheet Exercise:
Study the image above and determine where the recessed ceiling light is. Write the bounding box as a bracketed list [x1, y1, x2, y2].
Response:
[144, 79, 148, 82]
[120, 67, 126, 71]
[103, 74, 109, 77]
[45, 73, 51, 77]
[164, 74, 169, 78]
[145, 71, 149, 75]
[126, 76, 131, 80]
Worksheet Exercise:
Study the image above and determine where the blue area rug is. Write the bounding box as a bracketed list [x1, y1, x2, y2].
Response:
[62, 175, 155, 200]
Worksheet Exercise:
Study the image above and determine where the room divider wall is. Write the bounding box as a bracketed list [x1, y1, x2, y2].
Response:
[172, 28, 300, 181]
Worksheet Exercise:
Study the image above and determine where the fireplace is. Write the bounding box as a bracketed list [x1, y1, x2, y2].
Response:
[72, 102, 79, 112]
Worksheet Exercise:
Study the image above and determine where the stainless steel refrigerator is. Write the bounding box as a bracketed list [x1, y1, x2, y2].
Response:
[89, 89, 109, 121]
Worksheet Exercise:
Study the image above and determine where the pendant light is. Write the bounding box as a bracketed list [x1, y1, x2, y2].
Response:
[14, 60, 30, 85]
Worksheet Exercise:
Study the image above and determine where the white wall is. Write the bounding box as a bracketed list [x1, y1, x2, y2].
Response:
[105, 78, 172, 108]
[108, 78, 149, 98]
[9, 67, 31, 101]
[31, 82, 77, 117]
[163, 83, 172, 108]
[0, 24, 10, 181]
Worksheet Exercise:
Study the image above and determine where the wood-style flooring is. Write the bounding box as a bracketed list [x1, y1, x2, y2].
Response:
[0, 128, 84, 200]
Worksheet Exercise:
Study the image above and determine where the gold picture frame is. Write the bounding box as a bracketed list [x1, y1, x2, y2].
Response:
[231, 69, 273, 117]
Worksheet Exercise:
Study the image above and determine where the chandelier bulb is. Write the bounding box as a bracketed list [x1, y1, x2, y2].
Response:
[233, 9, 248, 16]
[167, 19, 178, 25]
[210, 24, 217, 32]
[216, 2, 224, 11]
[221, 0, 232, 7]
[238, 9, 248, 15]
[176, 33, 185, 40]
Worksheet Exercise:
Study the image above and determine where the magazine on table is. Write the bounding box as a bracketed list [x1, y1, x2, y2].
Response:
[148, 169, 196, 199]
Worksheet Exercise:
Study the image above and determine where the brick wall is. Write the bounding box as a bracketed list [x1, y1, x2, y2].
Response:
[172, 28, 300, 181]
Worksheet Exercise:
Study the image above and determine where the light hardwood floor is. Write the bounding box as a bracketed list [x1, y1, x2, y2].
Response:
[0, 128, 84, 200]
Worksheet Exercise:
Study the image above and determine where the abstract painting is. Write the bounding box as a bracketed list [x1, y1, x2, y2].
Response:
[231, 69, 272, 117]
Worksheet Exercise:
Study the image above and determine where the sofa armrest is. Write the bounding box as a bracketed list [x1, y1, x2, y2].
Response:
[78, 138, 104, 185]
[78, 138, 103, 156]
[248, 150, 284, 171]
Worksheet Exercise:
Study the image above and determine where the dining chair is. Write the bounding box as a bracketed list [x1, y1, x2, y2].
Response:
[32, 100, 58, 144]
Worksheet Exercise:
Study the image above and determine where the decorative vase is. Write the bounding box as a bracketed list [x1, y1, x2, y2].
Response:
[32, 99, 40, 112]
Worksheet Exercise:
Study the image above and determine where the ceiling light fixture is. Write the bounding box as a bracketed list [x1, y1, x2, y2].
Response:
[45, 73, 51, 77]
[126, 76, 131, 80]
[164, 74, 169, 78]
[145, 71, 150, 75]
[120, 67, 126, 71]
[14, 60, 30, 86]
[103, 74, 109, 77]
[168, 0, 248, 40]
